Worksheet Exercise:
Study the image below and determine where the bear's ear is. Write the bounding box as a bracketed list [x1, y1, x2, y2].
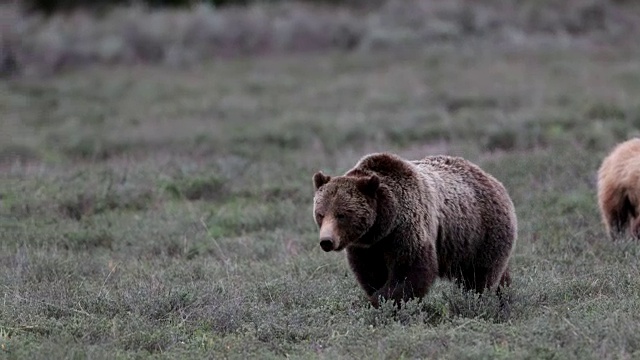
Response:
[313, 171, 331, 190]
[357, 175, 380, 197]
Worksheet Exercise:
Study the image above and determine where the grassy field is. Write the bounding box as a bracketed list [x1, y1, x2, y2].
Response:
[3, 41, 640, 359]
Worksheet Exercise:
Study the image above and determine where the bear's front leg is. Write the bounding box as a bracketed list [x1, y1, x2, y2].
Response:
[371, 280, 415, 308]
[346, 247, 388, 298]
[371, 246, 438, 308]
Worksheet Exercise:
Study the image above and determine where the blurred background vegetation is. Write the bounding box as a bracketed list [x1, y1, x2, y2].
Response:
[2, 0, 639, 78]
[12, 0, 377, 13]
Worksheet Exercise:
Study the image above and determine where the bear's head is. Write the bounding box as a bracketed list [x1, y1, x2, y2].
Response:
[312, 171, 380, 252]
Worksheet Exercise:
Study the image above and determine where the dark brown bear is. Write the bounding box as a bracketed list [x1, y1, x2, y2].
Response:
[312, 152, 517, 307]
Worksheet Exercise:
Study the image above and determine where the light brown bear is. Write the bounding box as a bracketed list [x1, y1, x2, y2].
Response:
[312, 152, 517, 307]
[597, 138, 640, 240]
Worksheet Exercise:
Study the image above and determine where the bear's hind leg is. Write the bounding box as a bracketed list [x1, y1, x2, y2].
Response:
[495, 267, 511, 300]
[458, 262, 508, 295]
[498, 267, 511, 288]
[458, 266, 491, 294]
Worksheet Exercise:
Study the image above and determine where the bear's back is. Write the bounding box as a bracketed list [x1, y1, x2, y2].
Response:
[352, 152, 512, 215]
[411, 155, 501, 196]
[599, 138, 640, 186]
[412, 155, 515, 235]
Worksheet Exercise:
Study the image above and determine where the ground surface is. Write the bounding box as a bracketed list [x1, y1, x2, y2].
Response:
[2, 40, 640, 359]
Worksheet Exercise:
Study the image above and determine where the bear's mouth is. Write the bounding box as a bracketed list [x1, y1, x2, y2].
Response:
[334, 243, 347, 252]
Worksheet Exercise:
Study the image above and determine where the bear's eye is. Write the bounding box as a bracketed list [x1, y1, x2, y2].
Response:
[335, 213, 346, 221]
[316, 213, 325, 222]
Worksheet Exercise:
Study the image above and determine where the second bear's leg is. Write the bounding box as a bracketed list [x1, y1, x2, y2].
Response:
[607, 208, 629, 240]
[605, 195, 634, 240]
[632, 216, 640, 240]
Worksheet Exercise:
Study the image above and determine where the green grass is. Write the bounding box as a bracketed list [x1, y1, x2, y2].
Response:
[3, 44, 640, 359]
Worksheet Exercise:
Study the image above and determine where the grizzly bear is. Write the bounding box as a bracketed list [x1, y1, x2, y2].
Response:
[597, 138, 640, 241]
[312, 152, 517, 307]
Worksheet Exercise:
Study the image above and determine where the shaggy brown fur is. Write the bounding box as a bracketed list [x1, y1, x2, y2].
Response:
[597, 138, 640, 241]
[312, 152, 517, 307]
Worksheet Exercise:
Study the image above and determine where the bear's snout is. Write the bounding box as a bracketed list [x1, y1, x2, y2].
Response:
[320, 238, 335, 252]
[318, 218, 339, 252]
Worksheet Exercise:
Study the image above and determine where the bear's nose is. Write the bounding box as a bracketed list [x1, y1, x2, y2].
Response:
[319, 238, 335, 252]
